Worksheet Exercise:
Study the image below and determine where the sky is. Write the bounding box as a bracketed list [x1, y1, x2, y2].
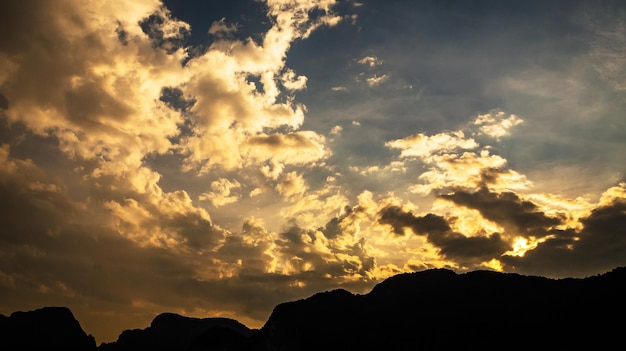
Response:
[1, 0, 626, 344]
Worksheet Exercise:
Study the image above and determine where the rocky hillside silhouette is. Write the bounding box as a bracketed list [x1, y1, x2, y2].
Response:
[248, 267, 626, 350]
[0, 306, 96, 350]
[2, 267, 625, 350]
[98, 313, 255, 351]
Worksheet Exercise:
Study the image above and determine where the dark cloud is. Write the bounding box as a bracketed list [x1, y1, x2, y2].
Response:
[0, 0, 56, 54]
[0, 172, 75, 246]
[319, 205, 354, 239]
[0, 164, 363, 342]
[276, 219, 377, 281]
[440, 187, 563, 237]
[0, 94, 8, 110]
[379, 205, 450, 236]
[320, 216, 342, 239]
[216, 221, 275, 275]
[65, 81, 133, 127]
[0, 165, 197, 340]
[247, 133, 316, 149]
[480, 168, 511, 185]
[278, 225, 344, 275]
[502, 199, 626, 278]
[430, 232, 508, 263]
[378, 205, 508, 264]
[164, 212, 222, 249]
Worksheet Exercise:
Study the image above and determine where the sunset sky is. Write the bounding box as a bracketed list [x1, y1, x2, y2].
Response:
[1, 0, 626, 344]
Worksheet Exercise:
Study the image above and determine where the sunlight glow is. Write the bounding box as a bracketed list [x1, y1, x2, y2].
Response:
[504, 237, 542, 257]
[482, 258, 503, 272]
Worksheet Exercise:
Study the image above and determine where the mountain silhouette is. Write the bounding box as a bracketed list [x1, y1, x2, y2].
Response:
[249, 267, 626, 350]
[98, 313, 255, 351]
[0, 306, 96, 350]
[2, 267, 625, 350]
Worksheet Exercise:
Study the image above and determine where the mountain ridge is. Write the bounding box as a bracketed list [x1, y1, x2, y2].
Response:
[2, 266, 625, 350]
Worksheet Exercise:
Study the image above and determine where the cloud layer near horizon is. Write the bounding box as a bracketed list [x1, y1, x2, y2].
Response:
[1, 0, 625, 344]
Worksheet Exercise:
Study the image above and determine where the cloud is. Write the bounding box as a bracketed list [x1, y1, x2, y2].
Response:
[500, 182, 626, 278]
[1, 0, 184, 143]
[377, 131, 626, 276]
[276, 171, 308, 199]
[244, 132, 328, 165]
[365, 74, 389, 87]
[0, 138, 372, 340]
[0, 144, 76, 245]
[354, 55, 389, 87]
[106, 188, 227, 251]
[377, 205, 509, 267]
[373, 110, 626, 272]
[0, 0, 340, 256]
[385, 112, 529, 195]
[0, 0, 348, 340]
[199, 178, 242, 207]
[379, 206, 451, 236]
[373, 181, 623, 274]
[472, 111, 523, 140]
[582, 2, 626, 91]
[329, 125, 343, 136]
[265, 0, 343, 39]
[357, 56, 382, 68]
[139, 7, 191, 54]
[407, 151, 531, 195]
[1, 0, 342, 185]
[281, 69, 308, 91]
[440, 187, 564, 238]
[386, 130, 478, 159]
[174, 1, 342, 176]
[269, 211, 378, 283]
[278, 180, 349, 231]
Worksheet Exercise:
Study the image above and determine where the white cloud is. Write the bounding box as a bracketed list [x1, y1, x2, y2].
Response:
[330, 125, 343, 136]
[386, 130, 478, 159]
[176, 0, 341, 176]
[365, 74, 389, 87]
[281, 68, 308, 91]
[199, 178, 242, 207]
[357, 56, 382, 68]
[408, 150, 531, 195]
[472, 111, 523, 140]
[386, 114, 531, 195]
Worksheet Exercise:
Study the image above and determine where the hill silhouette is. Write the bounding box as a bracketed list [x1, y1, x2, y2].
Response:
[2, 267, 625, 350]
[98, 313, 255, 351]
[0, 306, 96, 350]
